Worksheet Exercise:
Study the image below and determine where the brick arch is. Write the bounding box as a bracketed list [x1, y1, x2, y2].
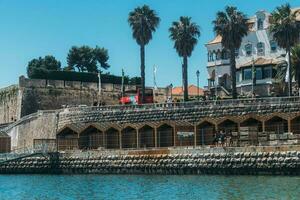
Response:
[121, 126, 137, 149]
[240, 117, 263, 132]
[196, 120, 216, 145]
[138, 124, 155, 148]
[218, 119, 238, 133]
[157, 123, 174, 147]
[103, 124, 121, 132]
[79, 124, 104, 150]
[217, 117, 240, 125]
[155, 121, 175, 129]
[197, 118, 217, 126]
[57, 126, 79, 150]
[265, 115, 288, 134]
[137, 123, 156, 130]
[105, 127, 120, 149]
[262, 113, 289, 122]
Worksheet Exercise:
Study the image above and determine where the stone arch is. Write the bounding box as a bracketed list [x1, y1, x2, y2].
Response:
[139, 124, 155, 148]
[57, 126, 79, 150]
[105, 127, 120, 149]
[157, 123, 174, 147]
[265, 116, 288, 134]
[240, 117, 263, 132]
[197, 121, 216, 145]
[291, 116, 300, 135]
[121, 126, 137, 149]
[218, 119, 238, 133]
[79, 125, 104, 150]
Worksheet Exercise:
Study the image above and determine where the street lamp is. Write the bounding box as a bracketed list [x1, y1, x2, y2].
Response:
[170, 83, 173, 102]
[196, 70, 200, 101]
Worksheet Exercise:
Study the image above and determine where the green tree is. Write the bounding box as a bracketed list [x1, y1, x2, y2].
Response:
[67, 45, 110, 73]
[128, 5, 160, 103]
[270, 3, 300, 96]
[27, 55, 61, 78]
[169, 16, 200, 101]
[213, 6, 248, 99]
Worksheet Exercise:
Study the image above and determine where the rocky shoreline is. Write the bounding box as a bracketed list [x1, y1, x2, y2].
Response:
[0, 151, 299, 175]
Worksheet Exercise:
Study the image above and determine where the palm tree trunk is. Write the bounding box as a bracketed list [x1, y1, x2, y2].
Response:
[140, 44, 145, 104]
[230, 48, 237, 99]
[182, 56, 188, 101]
[288, 48, 292, 96]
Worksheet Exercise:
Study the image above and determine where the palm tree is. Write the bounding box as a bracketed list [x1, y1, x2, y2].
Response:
[270, 3, 300, 96]
[128, 5, 160, 103]
[169, 16, 200, 101]
[213, 6, 248, 99]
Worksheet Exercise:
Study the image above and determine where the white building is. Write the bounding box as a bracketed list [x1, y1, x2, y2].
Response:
[205, 9, 300, 97]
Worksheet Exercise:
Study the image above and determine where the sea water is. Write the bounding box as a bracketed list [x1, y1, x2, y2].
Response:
[0, 175, 299, 200]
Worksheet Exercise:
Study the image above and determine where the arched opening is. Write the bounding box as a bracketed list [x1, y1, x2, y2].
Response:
[265, 116, 288, 134]
[175, 125, 194, 147]
[218, 119, 238, 133]
[139, 125, 155, 148]
[105, 128, 120, 149]
[157, 124, 174, 147]
[121, 127, 137, 149]
[291, 116, 300, 135]
[79, 126, 104, 150]
[197, 121, 216, 145]
[240, 118, 262, 132]
[57, 127, 78, 150]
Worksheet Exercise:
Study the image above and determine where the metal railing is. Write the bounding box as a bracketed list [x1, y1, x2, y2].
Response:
[63, 96, 300, 113]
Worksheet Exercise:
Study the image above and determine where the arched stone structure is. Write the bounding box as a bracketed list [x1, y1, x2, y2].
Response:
[121, 126, 137, 149]
[79, 125, 104, 150]
[291, 116, 300, 135]
[57, 126, 79, 150]
[105, 127, 120, 149]
[197, 121, 216, 145]
[157, 124, 174, 147]
[240, 118, 262, 132]
[175, 125, 194, 147]
[218, 119, 238, 133]
[139, 125, 155, 148]
[265, 116, 288, 134]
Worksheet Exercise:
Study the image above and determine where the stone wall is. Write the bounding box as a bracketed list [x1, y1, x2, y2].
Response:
[58, 100, 300, 129]
[5, 111, 58, 149]
[0, 147, 299, 175]
[0, 85, 20, 124]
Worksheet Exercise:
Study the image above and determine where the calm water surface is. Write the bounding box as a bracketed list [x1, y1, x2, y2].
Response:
[0, 175, 299, 200]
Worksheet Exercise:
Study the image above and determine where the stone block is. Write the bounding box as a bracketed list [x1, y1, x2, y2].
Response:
[65, 81, 82, 89]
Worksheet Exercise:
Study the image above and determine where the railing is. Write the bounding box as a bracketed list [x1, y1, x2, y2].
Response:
[0, 143, 56, 164]
[63, 96, 300, 113]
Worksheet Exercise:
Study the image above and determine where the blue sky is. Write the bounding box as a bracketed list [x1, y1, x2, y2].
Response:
[0, 0, 299, 88]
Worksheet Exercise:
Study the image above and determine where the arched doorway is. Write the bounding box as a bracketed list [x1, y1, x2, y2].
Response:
[121, 127, 137, 149]
[57, 127, 78, 150]
[197, 121, 216, 145]
[218, 119, 238, 133]
[175, 125, 194, 147]
[291, 116, 300, 135]
[139, 125, 155, 148]
[79, 126, 104, 150]
[265, 116, 288, 134]
[240, 118, 262, 132]
[157, 124, 174, 147]
[105, 128, 120, 149]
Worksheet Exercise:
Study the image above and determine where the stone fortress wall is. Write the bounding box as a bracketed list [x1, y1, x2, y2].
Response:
[0, 76, 170, 125]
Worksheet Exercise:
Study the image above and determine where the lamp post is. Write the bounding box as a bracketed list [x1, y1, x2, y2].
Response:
[196, 70, 200, 101]
[170, 83, 173, 102]
[98, 72, 102, 106]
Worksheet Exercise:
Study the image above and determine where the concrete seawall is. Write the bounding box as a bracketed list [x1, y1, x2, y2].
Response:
[1, 147, 299, 175]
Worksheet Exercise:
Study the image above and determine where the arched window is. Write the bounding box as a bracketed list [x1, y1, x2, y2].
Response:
[245, 43, 252, 56]
[216, 50, 221, 60]
[207, 51, 210, 62]
[257, 42, 265, 55]
[257, 18, 263, 30]
[270, 40, 277, 52]
[212, 51, 216, 61]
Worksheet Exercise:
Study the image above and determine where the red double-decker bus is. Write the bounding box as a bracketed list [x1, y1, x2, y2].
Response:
[120, 88, 154, 105]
